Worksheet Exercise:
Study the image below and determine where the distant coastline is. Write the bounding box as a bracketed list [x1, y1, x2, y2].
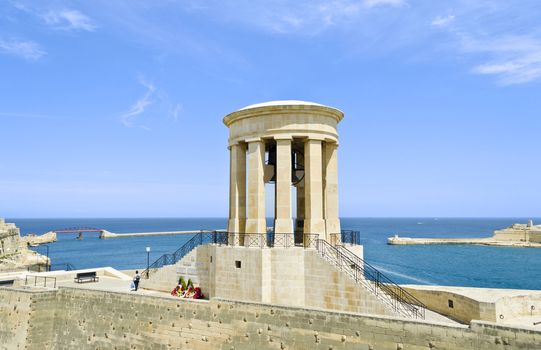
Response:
[388, 220, 541, 248]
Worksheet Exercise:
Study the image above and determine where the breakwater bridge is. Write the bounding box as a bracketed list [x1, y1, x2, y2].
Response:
[48, 227, 223, 240]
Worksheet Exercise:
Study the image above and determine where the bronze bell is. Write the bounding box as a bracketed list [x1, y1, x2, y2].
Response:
[265, 143, 304, 185]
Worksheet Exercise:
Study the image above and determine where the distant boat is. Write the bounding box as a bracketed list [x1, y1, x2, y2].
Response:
[417, 222, 423, 225]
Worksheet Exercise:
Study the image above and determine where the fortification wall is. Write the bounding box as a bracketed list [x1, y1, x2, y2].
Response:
[493, 230, 527, 242]
[395, 286, 496, 324]
[496, 294, 541, 320]
[0, 288, 32, 349]
[530, 232, 541, 243]
[1, 286, 540, 349]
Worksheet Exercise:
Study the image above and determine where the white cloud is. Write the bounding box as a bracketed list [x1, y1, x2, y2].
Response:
[431, 14, 455, 28]
[363, 0, 405, 9]
[461, 35, 541, 85]
[178, 0, 406, 35]
[169, 103, 182, 122]
[0, 38, 46, 61]
[119, 79, 156, 129]
[43, 9, 97, 31]
[472, 51, 541, 85]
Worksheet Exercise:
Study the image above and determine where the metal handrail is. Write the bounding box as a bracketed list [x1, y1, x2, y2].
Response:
[143, 231, 229, 278]
[340, 230, 360, 245]
[24, 275, 57, 288]
[337, 244, 426, 318]
[142, 231, 320, 278]
[48, 263, 77, 271]
[317, 239, 425, 319]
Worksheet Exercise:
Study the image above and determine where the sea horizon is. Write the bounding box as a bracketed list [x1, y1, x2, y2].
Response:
[6, 217, 540, 291]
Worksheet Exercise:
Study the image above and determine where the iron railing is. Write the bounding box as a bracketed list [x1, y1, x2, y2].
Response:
[27, 263, 77, 272]
[25, 275, 57, 288]
[142, 231, 320, 278]
[317, 239, 426, 319]
[49, 263, 77, 271]
[228, 233, 319, 248]
[329, 230, 361, 246]
[143, 231, 228, 278]
[340, 230, 360, 245]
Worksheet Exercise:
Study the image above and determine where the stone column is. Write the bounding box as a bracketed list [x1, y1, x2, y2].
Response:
[274, 138, 293, 245]
[303, 139, 325, 241]
[324, 141, 340, 244]
[245, 139, 266, 243]
[227, 143, 246, 244]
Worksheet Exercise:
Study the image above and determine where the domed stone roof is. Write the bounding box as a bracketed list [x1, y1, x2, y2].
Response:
[238, 100, 325, 111]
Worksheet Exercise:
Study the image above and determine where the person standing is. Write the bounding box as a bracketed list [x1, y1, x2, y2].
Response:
[133, 270, 141, 291]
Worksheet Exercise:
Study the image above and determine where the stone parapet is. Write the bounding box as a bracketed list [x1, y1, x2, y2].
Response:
[1, 286, 540, 349]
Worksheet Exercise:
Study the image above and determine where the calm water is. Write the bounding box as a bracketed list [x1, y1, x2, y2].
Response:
[9, 217, 541, 290]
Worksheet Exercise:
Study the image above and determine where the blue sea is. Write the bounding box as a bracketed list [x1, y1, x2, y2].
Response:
[9, 217, 541, 290]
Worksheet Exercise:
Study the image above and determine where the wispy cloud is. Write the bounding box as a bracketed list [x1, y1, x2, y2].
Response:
[0, 38, 45, 61]
[431, 14, 455, 28]
[424, 2, 541, 85]
[178, 0, 407, 35]
[169, 103, 182, 122]
[119, 78, 156, 130]
[464, 35, 541, 85]
[363, 0, 405, 9]
[43, 9, 97, 31]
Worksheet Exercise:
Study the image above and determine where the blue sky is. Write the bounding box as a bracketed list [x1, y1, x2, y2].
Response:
[1, 0, 540, 218]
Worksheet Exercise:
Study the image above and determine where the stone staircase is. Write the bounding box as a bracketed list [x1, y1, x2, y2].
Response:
[318, 240, 426, 319]
[140, 248, 206, 293]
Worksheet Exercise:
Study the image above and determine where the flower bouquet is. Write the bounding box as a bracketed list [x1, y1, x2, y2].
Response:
[171, 276, 204, 299]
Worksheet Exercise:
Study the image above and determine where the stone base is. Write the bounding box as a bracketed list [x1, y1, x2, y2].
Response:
[144, 244, 394, 317]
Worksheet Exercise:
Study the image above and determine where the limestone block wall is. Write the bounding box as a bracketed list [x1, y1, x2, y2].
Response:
[209, 246, 271, 303]
[395, 286, 495, 324]
[493, 230, 527, 241]
[395, 286, 541, 325]
[0, 288, 32, 349]
[2, 287, 541, 350]
[303, 249, 394, 316]
[269, 248, 305, 306]
[140, 248, 208, 293]
[496, 294, 541, 320]
[530, 232, 541, 243]
[145, 246, 394, 317]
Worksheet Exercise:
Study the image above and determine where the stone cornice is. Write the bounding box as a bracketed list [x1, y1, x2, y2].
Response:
[223, 103, 344, 127]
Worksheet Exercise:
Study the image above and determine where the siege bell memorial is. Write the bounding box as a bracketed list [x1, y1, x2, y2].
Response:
[224, 100, 342, 245]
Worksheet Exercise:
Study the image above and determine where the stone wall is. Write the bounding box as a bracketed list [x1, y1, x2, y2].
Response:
[395, 286, 496, 324]
[395, 286, 541, 325]
[0, 288, 32, 349]
[493, 223, 541, 242]
[1, 286, 540, 349]
[303, 248, 391, 316]
[496, 294, 541, 321]
[143, 246, 393, 317]
[530, 232, 541, 243]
